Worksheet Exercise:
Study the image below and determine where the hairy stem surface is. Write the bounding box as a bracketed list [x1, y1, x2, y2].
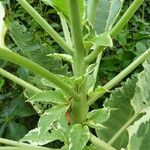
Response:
[69, 0, 88, 124]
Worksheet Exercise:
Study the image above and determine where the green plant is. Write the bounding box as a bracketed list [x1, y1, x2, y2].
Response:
[0, 0, 150, 149]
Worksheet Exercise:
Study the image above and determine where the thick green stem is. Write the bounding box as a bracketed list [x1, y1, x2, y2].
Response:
[90, 134, 116, 150]
[111, 0, 144, 38]
[17, 0, 73, 55]
[69, 0, 86, 77]
[85, 46, 105, 64]
[0, 68, 42, 93]
[0, 138, 52, 150]
[88, 48, 150, 105]
[0, 48, 80, 101]
[85, 0, 144, 64]
[69, 0, 88, 124]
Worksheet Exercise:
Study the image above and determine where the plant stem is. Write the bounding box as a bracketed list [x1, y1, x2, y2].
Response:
[0, 138, 51, 150]
[60, 16, 72, 47]
[0, 68, 42, 93]
[17, 0, 73, 55]
[87, 0, 99, 24]
[85, 46, 104, 64]
[68, 0, 88, 124]
[108, 113, 138, 145]
[89, 53, 102, 92]
[90, 134, 116, 150]
[110, 0, 144, 38]
[88, 48, 150, 105]
[69, 0, 86, 77]
[0, 48, 80, 101]
[85, 0, 144, 64]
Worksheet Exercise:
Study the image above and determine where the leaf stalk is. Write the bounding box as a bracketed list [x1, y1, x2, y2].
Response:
[0, 68, 42, 93]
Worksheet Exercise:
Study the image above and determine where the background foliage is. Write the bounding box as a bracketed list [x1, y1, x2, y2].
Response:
[0, 0, 149, 148]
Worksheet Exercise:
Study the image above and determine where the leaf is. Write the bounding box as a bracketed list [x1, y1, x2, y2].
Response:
[91, 33, 113, 47]
[6, 122, 28, 141]
[10, 21, 71, 76]
[135, 42, 147, 56]
[42, 0, 85, 23]
[125, 61, 150, 149]
[38, 105, 68, 136]
[86, 108, 110, 129]
[131, 61, 150, 113]
[0, 2, 7, 48]
[48, 53, 73, 63]
[20, 128, 65, 146]
[28, 90, 67, 105]
[69, 124, 90, 150]
[94, 0, 123, 34]
[127, 110, 150, 150]
[96, 76, 137, 149]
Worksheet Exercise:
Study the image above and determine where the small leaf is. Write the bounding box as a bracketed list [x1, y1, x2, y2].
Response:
[86, 64, 96, 75]
[20, 128, 65, 146]
[86, 108, 110, 129]
[47, 53, 73, 63]
[28, 90, 67, 105]
[69, 124, 90, 150]
[38, 105, 68, 135]
[91, 33, 113, 47]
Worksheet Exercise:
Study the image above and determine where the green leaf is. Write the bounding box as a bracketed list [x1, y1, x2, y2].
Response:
[86, 108, 110, 129]
[135, 42, 147, 56]
[20, 128, 65, 146]
[38, 105, 68, 135]
[7, 122, 28, 141]
[126, 61, 150, 149]
[47, 53, 73, 63]
[91, 33, 113, 47]
[96, 77, 137, 149]
[131, 61, 150, 113]
[28, 90, 67, 105]
[0, 2, 7, 48]
[94, 0, 123, 34]
[42, 0, 85, 23]
[127, 110, 150, 150]
[69, 124, 90, 150]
